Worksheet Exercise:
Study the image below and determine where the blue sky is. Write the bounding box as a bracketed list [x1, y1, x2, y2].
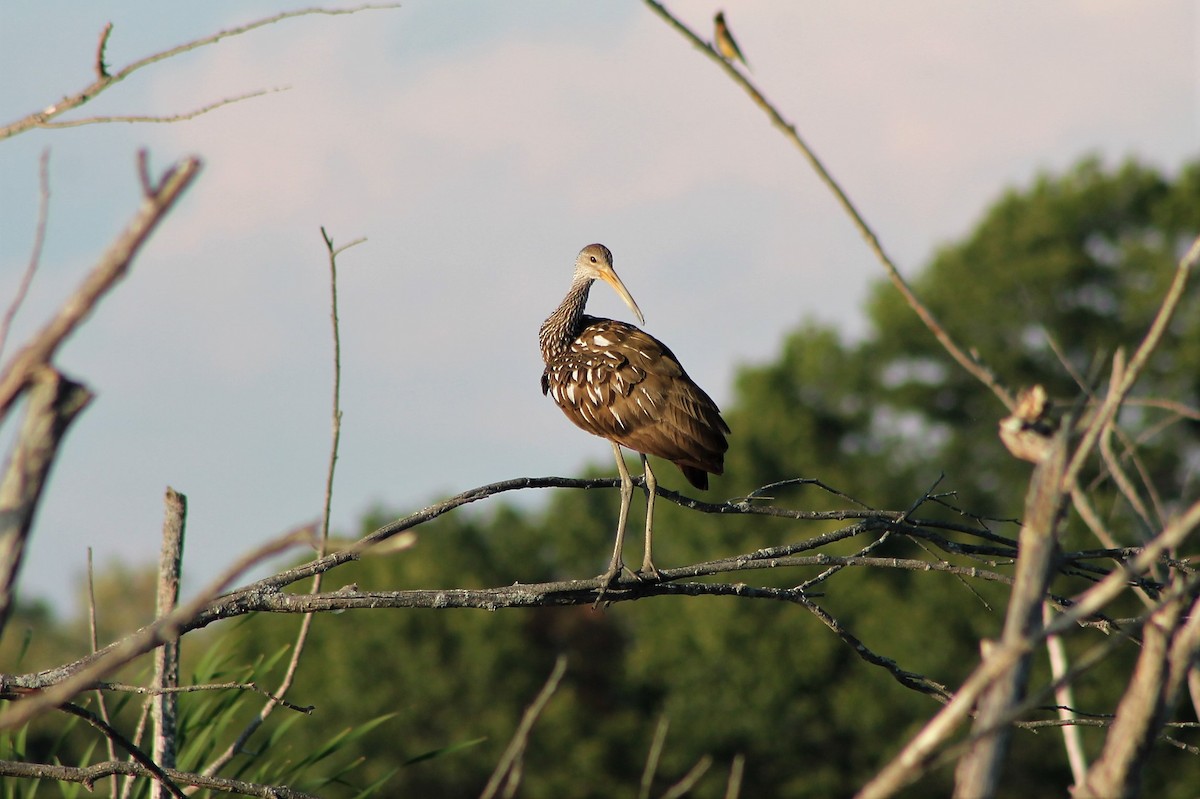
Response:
[1, 1, 1196, 613]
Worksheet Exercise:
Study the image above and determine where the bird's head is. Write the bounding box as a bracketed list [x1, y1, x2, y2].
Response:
[574, 243, 645, 325]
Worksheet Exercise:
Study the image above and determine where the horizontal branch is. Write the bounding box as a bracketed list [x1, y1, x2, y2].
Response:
[0, 475, 1184, 698]
[0, 759, 318, 799]
[33, 88, 287, 129]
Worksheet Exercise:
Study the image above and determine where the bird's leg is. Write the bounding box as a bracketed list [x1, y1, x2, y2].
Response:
[639, 455, 662, 579]
[600, 440, 635, 587]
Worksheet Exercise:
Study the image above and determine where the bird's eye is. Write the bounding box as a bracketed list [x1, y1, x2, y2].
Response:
[590, 256, 597, 263]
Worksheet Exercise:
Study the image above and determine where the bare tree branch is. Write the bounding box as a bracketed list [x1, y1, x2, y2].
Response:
[0, 5, 401, 141]
[639, 715, 671, 799]
[0, 148, 50, 361]
[86, 548, 119, 796]
[0, 524, 312, 729]
[1042, 603, 1089, 785]
[0, 368, 92, 636]
[0, 153, 202, 418]
[152, 488, 186, 798]
[201, 229, 361, 777]
[643, 0, 1016, 412]
[33, 88, 288, 129]
[954, 427, 1068, 798]
[0, 758, 319, 799]
[1077, 592, 1200, 798]
[1063, 235, 1200, 491]
[854, 497, 1200, 799]
[481, 655, 568, 799]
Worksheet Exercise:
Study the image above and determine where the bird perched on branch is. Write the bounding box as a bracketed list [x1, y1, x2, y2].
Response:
[539, 244, 730, 586]
[714, 11, 750, 70]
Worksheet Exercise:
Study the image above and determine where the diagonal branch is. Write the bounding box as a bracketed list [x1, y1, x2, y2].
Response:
[643, 0, 1016, 412]
[480, 655, 568, 799]
[0, 153, 202, 418]
[0, 5, 400, 141]
[0, 368, 93, 638]
[0, 524, 311, 730]
[0, 149, 51, 361]
[853, 496, 1200, 799]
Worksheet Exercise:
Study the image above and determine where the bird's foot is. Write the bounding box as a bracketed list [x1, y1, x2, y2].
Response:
[593, 563, 624, 608]
[637, 560, 663, 581]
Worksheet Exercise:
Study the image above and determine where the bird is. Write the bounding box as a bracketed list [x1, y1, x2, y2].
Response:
[713, 11, 750, 70]
[539, 244, 730, 587]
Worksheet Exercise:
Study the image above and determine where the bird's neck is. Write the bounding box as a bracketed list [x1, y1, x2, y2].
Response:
[539, 277, 592, 360]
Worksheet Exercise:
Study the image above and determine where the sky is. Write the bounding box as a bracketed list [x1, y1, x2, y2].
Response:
[0, 1, 1197, 615]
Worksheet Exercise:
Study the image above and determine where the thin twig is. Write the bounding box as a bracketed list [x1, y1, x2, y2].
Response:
[0, 524, 312, 729]
[0, 759, 319, 799]
[1, 5, 401, 141]
[97, 681, 313, 713]
[643, 0, 1016, 412]
[85, 548, 118, 797]
[1063, 236, 1200, 491]
[58, 701, 185, 799]
[0, 154, 202, 417]
[95, 22, 113, 78]
[1042, 603, 1089, 785]
[200, 228, 359, 777]
[660, 755, 713, 799]
[853, 497, 1200, 799]
[725, 754, 745, 799]
[0, 149, 50, 362]
[34, 88, 289, 129]
[480, 655, 568, 799]
[639, 715, 671, 799]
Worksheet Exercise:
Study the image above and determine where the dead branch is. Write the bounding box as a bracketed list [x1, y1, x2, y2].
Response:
[0, 5, 400, 141]
[481, 655, 568, 799]
[643, 0, 1016, 412]
[854, 497, 1200, 799]
[0, 149, 50, 361]
[152, 488, 186, 798]
[55, 701, 184, 798]
[954, 427, 1068, 797]
[32, 89, 287, 129]
[0, 524, 312, 729]
[0, 758, 318, 799]
[1076, 592, 1200, 798]
[200, 227, 361, 777]
[0, 368, 93, 636]
[0, 153, 202, 418]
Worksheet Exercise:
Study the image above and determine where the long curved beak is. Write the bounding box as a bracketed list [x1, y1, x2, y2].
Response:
[598, 269, 645, 326]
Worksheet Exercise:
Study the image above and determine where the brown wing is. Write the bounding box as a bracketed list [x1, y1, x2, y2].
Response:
[542, 318, 729, 489]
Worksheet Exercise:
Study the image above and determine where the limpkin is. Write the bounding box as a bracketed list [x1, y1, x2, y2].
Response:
[539, 243, 730, 585]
